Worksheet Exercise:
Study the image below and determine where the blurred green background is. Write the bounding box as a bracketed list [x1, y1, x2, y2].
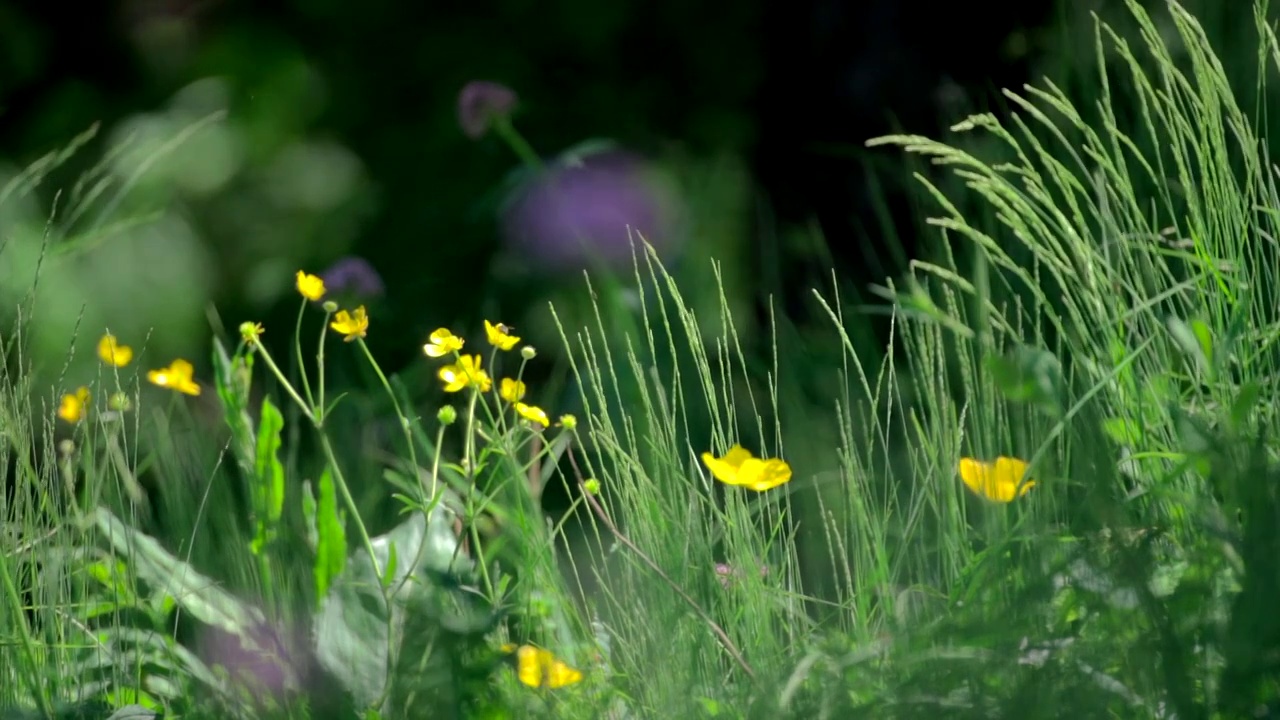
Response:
[0, 0, 1265, 479]
[0, 0, 1058, 380]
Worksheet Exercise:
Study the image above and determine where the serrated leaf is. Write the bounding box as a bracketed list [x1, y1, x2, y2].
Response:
[211, 338, 257, 480]
[314, 467, 346, 601]
[251, 396, 286, 556]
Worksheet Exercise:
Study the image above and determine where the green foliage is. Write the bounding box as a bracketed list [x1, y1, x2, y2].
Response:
[251, 396, 287, 556]
[4, 0, 1280, 717]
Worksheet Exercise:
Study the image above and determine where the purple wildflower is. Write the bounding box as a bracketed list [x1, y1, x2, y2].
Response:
[198, 624, 304, 701]
[500, 148, 683, 273]
[320, 256, 385, 299]
[714, 562, 769, 588]
[457, 81, 519, 140]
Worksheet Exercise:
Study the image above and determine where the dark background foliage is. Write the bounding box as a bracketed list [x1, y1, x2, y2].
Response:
[0, 0, 1057, 372]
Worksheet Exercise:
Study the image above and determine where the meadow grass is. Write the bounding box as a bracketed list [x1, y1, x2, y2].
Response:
[3, 0, 1280, 717]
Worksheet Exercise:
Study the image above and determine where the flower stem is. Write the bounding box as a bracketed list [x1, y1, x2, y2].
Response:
[493, 115, 543, 171]
[356, 338, 421, 491]
[253, 344, 316, 425]
[293, 299, 316, 409]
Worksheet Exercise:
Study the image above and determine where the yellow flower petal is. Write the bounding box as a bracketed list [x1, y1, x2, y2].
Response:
[423, 328, 464, 357]
[296, 271, 326, 301]
[485, 320, 521, 351]
[513, 645, 582, 689]
[58, 386, 91, 424]
[438, 354, 491, 393]
[700, 444, 753, 484]
[97, 334, 133, 367]
[546, 659, 583, 689]
[958, 456, 1034, 502]
[500, 378, 526, 403]
[147, 359, 201, 396]
[329, 306, 369, 341]
[515, 402, 549, 427]
[738, 458, 793, 492]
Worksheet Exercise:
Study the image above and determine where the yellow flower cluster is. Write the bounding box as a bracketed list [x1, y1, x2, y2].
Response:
[421, 320, 572, 430]
[59, 332, 201, 424]
[296, 269, 368, 342]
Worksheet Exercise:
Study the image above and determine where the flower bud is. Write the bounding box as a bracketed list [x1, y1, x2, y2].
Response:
[437, 405, 458, 426]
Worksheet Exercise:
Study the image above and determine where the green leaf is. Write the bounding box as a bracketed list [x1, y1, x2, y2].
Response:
[1166, 316, 1212, 380]
[312, 505, 472, 711]
[93, 507, 297, 688]
[382, 541, 398, 590]
[986, 345, 1063, 417]
[314, 467, 347, 601]
[302, 479, 320, 553]
[251, 395, 286, 556]
[211, 338, 257, 480]
[1101, 417, 1142, 446]
[1229, 381, 1261, 431]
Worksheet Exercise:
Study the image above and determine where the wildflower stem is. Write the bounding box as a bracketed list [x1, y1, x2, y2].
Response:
[293, 299, 316, 409]
[317, 307, 332, 422]
[492, 115, 543, 170]
[314, 428, 397, 707]
[565, 444, 757, 681]
[252, 345, 316, 425]
[463, 385, 497, 598]
[356, 338, 421, 490]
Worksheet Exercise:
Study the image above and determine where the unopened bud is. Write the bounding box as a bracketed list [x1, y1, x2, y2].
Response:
[437, 405, 458, 426]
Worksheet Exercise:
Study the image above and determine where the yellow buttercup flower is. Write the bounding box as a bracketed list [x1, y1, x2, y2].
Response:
[439, 354, 492, 393]
[296, 271, 326, 301]
[514, 402, 549, 427]
[701, 444, 792, 492]
[499, 377, 526, 403]
[502, 644, 583, 689]
[147, 359, 201, 396]
[423, 328, 464, 358]
[485, 320, 520, 351]
[958, 456, 1035, 502]
[330, 306, 369, 341]
[58, 387, 91, 423]
[97, 334, 133, 367]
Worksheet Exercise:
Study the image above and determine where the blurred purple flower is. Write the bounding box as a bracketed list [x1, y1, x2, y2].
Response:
[714, 562, 769, 588]
[457, 81, 519, 140]
[198, 624, 304, 701]
[500, 149, 683, 273]
[321, 256, 384, 298]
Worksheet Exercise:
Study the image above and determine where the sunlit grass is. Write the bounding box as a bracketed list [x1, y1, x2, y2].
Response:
[3, 0, 1280, 718]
